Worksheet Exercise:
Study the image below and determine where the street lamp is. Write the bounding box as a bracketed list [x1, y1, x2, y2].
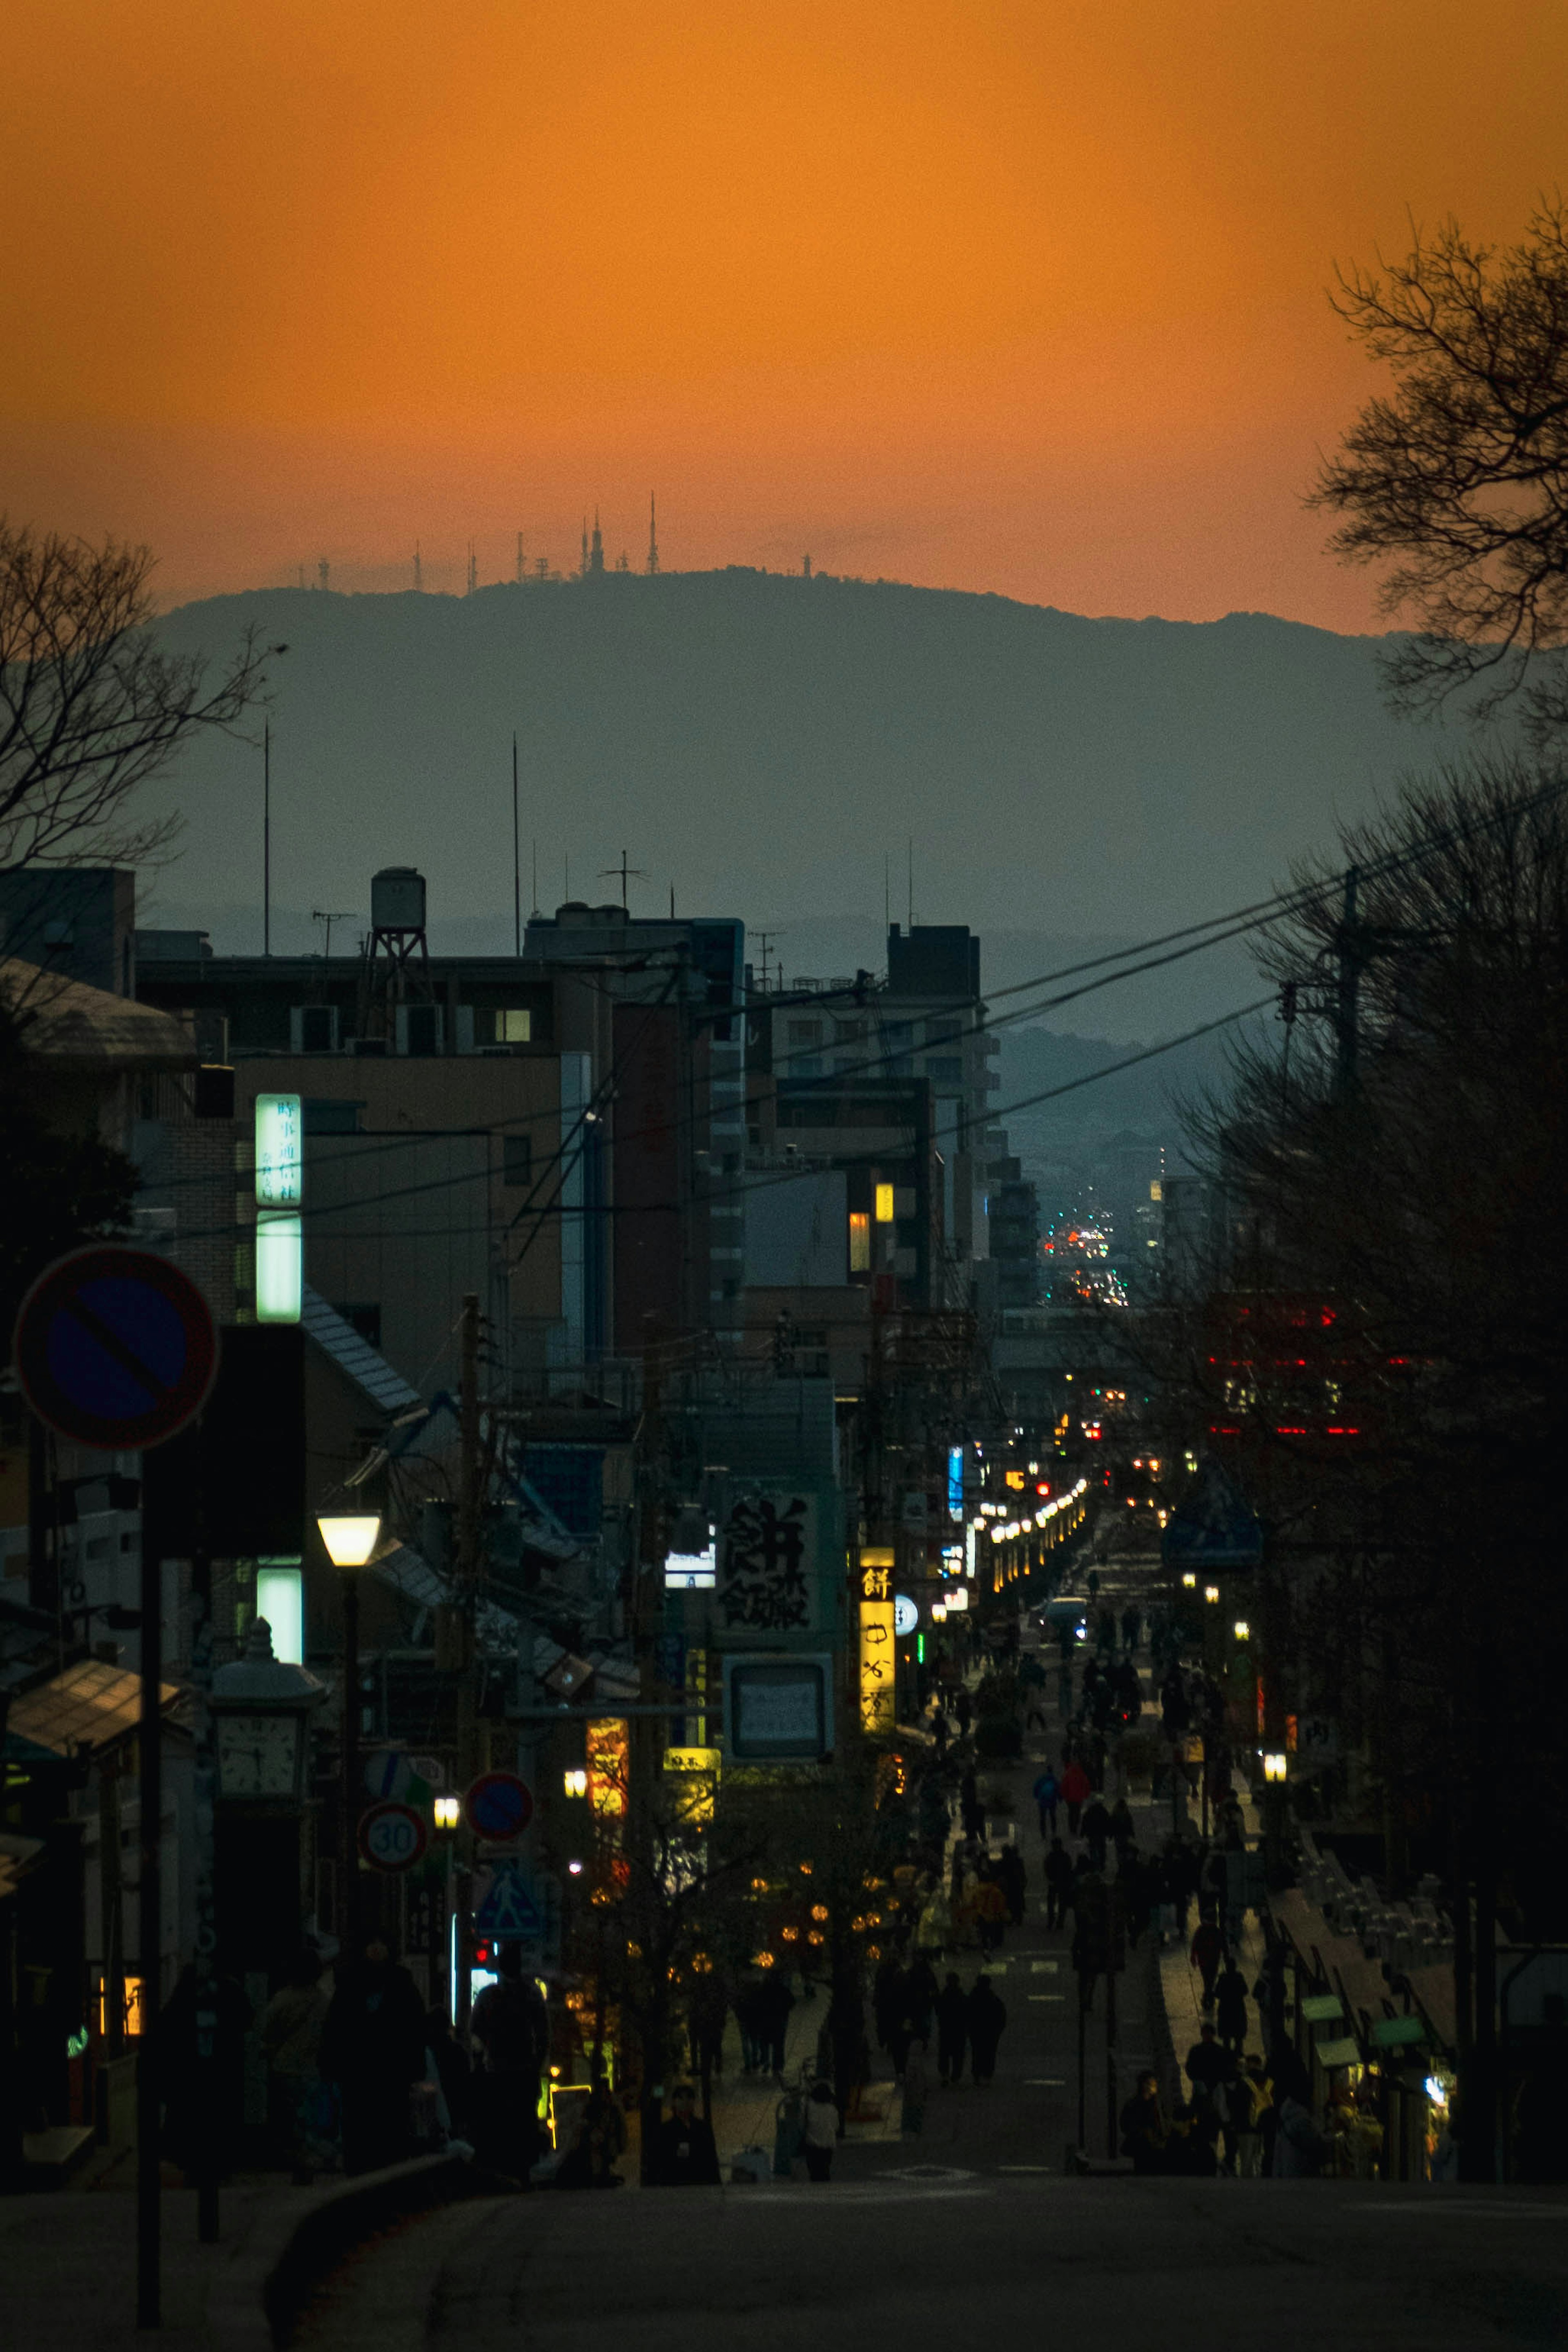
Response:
[316, 1509, 383, 1952]
[1204, 1584, 1221, 1605]
[316, 1514, 383, 1568]
[1261, 1751, 1288, 1783]
[1233, 1618, 1251, 1640]
[1180, 1572, 1197, 1590]
[434, 1794, 461, 1831]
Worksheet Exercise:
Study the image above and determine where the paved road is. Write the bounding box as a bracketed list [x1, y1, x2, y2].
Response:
[302, 2175, 1568, 2352]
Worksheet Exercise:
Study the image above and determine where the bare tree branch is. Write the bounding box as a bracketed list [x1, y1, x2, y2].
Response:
[0, 519, 279, 869]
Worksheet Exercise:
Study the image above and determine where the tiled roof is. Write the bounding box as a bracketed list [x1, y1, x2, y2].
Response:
[1, 960, 197, 1069]
[302, 1289, 422, 1416]
[6, 1659, 178, 1760]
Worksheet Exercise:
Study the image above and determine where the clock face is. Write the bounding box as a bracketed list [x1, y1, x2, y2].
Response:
[216, 1714, 299, 1800]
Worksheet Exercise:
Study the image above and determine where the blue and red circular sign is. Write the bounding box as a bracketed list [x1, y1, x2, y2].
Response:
[464, 1771, 534, 1841]
[13, 1245, 218, 1452]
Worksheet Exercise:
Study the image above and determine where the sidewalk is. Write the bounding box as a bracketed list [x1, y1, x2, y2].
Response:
[1023, 1557, 1274, 2118]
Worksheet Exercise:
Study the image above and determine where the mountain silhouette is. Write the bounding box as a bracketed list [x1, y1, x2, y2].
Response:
[145, 568, 1471, 1039]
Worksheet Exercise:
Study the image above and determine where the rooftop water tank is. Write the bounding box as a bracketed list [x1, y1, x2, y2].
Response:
[371, 866, 426, 932]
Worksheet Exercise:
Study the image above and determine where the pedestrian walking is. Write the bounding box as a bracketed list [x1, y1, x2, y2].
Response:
[1032, 1764, 1060, 1839]
[1214, 1957, 1249, 2052]
[935, 1971, 967, 2084]
[1044, 1838, 1075, 1930]
[954, 1686, 974, 1738]
[650, 2083, 722, 2185]
[1119, 2070, 1168, 2172]
[998, 1843, 1027, 1927]
[967, 1976, 1007, 2085]
[930, 1702, 949, 1758]
[901, 2038, 931, 2135]
[801, 2080, 839, 2180]
[756, 1969, 795, 2076]
[1183, 2021, 1237, 2141]
[1120, 1603, 1141, 1653]
[1189, 1916, 1225, 2010]
[1082, 1791, 1112, 1871]
[1234, 2055, 1270, 2178]
[470, 1942, 550, 2182]
[1060, 1756, 1091, 1837]
[260, 1945, 332, 2181]
[972, 1869, 1007, 1955]
[319, 1935, 428, 2177]
[1109, 1794, 1135, 1861]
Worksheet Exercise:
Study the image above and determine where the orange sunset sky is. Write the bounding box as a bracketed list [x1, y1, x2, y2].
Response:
[4, 0, 1564, 623]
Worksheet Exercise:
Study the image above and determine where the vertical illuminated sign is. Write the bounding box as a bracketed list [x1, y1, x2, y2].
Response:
[254, 1094, 303, 1323]
[858, 1548, 896, 1732]
[255, 1095, 303, 1204]
[947, 1445, 964, 1519]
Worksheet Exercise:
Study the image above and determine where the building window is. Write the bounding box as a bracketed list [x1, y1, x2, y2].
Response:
[478, 1007, 532, 1044]
[849, 1211, 871, 1272]
[787, 1019, 824, 1047]
[925, 1016, 962, 1045]
[925, 1056, 963, 1084]
[874, 1182, 895, 1224]
[504, 1135, 533, 1189]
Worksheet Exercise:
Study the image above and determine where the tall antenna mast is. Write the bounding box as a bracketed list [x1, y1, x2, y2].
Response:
[414, 541, 422, 592]
[648, 493, 659, 576]
[599, 851, 646, 913]
[531, 837, 539, 916]
[466, 541, 477, 595]
[263, 720, 272, 956]
[511, 733, 521, 955]
[908, 836, 914, 931]
[516, 530, 524, 585]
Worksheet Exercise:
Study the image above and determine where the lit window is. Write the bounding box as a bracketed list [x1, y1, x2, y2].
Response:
[497, 1009, 531, 1043]
[874, 1182, 895, 1224]
[849, 1212, 871, 1272]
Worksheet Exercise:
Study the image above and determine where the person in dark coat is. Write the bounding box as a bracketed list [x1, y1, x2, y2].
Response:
[755, 1969, 795, 2076]
[1082, 1792, 1113, 1871]
[1189, 1917, 1226, 2009]
[319, 1936, 429, 2176]
[953, 1686, 974, 1737]
[966, 1976, 1007, 2086]
[649, 2083, 721, 2185]
[1044, 1838, 1075, 1929]
[1214, 1958, 1250, 2052]
[935, 1971, 968, 2084]
[470, 1942, 550, 2181]
[1119, 2070, 1168, 2172]
[998, 1843, 1027, 1927]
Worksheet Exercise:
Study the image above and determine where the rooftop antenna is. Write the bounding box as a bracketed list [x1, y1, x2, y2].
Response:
[884, 852, 890, 935]
[908, 836, 914, 931]
[263, 720, 272, 956]
[648, 493, 660, 576]
[466, 541, 477, 596]
[755, 930, 775, 991]
[511, 733, 521, 955]
[414, 541, 422, 592]
[312, 906, 354, 963]
[599, 850, 646, 912]
[318, 558, 329, 591]
[669, 883, 675, 918]
[580, 517, 589, 577]
[804, 552, 812, 578]
[296, 564, 305, 590]
[531, 837, 539, 917]
[516, 530, 524, 585]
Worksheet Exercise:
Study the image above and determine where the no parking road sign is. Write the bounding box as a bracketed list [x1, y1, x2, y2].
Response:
[464, 1770, 534, 1842]
[13, 1245, 218, 1452]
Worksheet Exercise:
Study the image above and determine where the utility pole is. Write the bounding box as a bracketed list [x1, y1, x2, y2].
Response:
[1333, 865, 1362, 1091]
[512, 735, 521, 956]
[136, 1539, 163, 2327]
[263, 722, 272, 958]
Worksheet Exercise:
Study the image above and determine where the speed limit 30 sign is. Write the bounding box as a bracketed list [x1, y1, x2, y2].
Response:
[357, 1800, 427, 1872]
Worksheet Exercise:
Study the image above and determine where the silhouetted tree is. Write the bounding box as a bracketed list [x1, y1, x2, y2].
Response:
[0, 520, 276, 867]
[1313, 205, 1568, 732]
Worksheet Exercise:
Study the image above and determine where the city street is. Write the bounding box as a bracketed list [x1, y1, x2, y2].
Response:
[293, 1571, 1568, 2352]
[300, 2173, 1568, 2352]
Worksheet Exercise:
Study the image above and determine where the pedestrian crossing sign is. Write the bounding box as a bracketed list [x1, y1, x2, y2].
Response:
[474, 1861, 542, 1942]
